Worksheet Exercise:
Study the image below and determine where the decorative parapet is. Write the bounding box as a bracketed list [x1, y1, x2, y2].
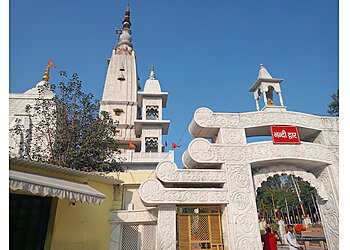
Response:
[156, 161, 226, 183]
[118, 151, 174, 163]
[189, 107, 339, 138]
[139, 179, 228, 205]
[184, 139, 334, 168]
[109, 209, 158, 223]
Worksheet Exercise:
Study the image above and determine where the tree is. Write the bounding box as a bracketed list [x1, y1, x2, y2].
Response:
[10, 71, 122, 172]
[256, 174, 317, 218]
[328, 89, 339, 116]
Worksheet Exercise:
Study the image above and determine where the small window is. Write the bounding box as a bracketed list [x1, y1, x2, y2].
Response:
[146, 106, 159, 120]
[145, 137, 158, 152]
[113, 108, 124, 116]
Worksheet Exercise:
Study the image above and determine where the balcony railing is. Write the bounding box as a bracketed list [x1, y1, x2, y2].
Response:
[119, 150, 174, 163]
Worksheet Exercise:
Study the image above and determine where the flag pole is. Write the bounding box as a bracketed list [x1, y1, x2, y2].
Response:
[311, 193, 321, 223]
[285, 198, 291, 224]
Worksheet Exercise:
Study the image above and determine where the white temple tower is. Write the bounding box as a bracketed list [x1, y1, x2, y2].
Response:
[100, 5, 140, 151]
[104, 6, 174, 249]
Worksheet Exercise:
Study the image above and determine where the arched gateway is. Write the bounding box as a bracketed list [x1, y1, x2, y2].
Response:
[139, 65, 338, 250]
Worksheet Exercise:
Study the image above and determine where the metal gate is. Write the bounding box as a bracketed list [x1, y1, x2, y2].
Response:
[177, 206, 223, 250]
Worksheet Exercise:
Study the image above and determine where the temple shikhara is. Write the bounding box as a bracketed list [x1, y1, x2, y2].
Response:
[9, 4, 338, 250]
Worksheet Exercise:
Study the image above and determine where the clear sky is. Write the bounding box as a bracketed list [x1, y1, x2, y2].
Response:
[9, 0, 338, 167]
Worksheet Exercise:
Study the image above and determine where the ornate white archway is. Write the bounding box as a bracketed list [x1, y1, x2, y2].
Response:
[253, 164, 328, 202]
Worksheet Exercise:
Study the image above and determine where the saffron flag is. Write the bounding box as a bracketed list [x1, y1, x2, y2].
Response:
[128, 141, 136, 149]
[171, 142, 181, 149]
[48, 59, 57, 68]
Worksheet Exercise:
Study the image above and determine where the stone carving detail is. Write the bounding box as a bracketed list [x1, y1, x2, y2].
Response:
[157, 205, 176, 250]
[246, 142, 333, 164]
[191, 107, 338, 134]
[139, 179, 228, 205]
[219, 128, 245, 144]
[109, 209, 158, 223]
[186, 139, 333, 166]
[156, 161, 226, 183]
[324, 131, 339, 146]
[225, 164, 262, 249]
[316, 167, 339, 250]
[188, 138, 245, 163]
[194, 108, 240, 128]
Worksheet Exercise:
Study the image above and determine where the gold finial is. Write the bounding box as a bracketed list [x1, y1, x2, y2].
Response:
[42, 65, 50, 82]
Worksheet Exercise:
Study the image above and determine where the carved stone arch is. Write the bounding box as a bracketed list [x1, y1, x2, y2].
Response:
[253, 164, 328, 201]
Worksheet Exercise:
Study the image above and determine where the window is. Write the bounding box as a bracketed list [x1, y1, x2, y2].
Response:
[145, 137, 158, 152]
[146, 106, 159, 120]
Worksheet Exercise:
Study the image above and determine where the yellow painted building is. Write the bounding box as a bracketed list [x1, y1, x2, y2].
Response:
[10, 158, 122, 250]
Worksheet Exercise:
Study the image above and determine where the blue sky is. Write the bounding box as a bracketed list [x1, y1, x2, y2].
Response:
[9, 0, 338, 167]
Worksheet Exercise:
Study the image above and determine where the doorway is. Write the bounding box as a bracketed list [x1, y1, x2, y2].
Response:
[177, 206, 223, 250]
[10, 193, 52, 250]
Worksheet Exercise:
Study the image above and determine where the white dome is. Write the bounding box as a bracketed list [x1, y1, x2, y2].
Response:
[144, 79, 161, 93]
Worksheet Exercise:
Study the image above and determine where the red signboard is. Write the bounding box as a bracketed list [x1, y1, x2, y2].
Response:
[271, 126, 300, 144]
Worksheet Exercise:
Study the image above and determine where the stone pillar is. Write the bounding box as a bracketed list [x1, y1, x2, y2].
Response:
[278, 92, 284, 106]
[109, 223, 122, 250]
[225, 163, 262, 250]
[156, 205, 176, 250]
[255, 99, 260, 111]
[316, 166, 339, 250]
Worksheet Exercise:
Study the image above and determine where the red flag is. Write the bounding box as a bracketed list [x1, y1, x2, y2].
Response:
[128, 141, 136, 149]
[48, 59, 57, 68]
[171, 142, 181, 149]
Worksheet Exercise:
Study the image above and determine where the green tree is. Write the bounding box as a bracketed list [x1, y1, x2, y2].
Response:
[11, 71, 122, 172]
[328, 89, 339, 116]
[256, 174, 316, 217]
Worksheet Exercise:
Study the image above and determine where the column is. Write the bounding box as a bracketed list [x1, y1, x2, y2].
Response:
[157, 205, 176, 250]
[278, 92, 284, 106]
[316, 167, 339, 250]
[255, 99, 260, 111]
[225, 163, 263, 250]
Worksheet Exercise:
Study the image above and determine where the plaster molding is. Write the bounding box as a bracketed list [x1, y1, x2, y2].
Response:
[139, 179, 228, 205]
[109, 209, 158, 223]
[156, 161, 226, 183]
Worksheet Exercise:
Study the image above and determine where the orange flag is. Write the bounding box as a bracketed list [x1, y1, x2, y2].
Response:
[128, 141, 136, 149]
[48, 59, 57, 68]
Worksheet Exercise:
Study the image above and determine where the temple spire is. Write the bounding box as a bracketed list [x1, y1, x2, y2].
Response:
[117, 4, 133, 48]
[122, 3, 131, 29]
[149, 64, 156, 80]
